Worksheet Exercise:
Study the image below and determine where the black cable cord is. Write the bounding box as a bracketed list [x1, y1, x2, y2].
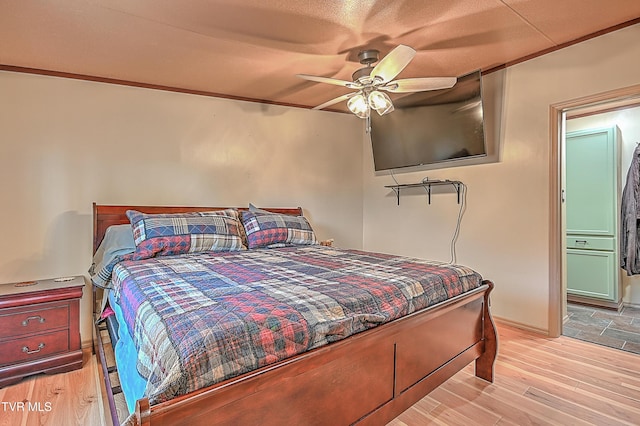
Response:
[449, 183, 467, 264]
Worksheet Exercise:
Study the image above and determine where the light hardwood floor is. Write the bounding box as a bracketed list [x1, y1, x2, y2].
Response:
[0, 350, 104, 426]
[390, 324, 640, 425]
[2, 324, 639, 425]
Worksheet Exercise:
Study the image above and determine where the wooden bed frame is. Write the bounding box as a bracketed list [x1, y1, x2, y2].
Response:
[92, 203, 497, 426]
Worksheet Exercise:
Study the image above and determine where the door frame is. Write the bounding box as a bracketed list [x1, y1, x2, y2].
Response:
[549, 83, 640, 337]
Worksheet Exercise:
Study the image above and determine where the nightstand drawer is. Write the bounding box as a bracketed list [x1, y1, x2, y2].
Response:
[0, 304, 69, 339]
[0, 277, 83, 386]
[0, 329, 69, 366]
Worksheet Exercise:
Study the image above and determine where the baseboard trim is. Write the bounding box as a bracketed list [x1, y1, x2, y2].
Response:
[623, 301, 640, 309]
[494, 316, 549, 336]
[567, 294, 623, 311]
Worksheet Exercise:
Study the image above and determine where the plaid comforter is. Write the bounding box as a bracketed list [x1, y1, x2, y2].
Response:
[111, 245, 482, 405]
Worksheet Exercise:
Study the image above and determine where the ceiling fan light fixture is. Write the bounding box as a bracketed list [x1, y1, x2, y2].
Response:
[368, 90, 394, 116]
[378, 102, 395, 116]
[347, 93, 370, 118]
[298, 44, 456, 118]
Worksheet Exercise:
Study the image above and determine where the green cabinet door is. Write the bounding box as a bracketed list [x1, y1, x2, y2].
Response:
[565, 127, 619, 304]
[566, 249, 616, 300]
[565, 127, 616, 236]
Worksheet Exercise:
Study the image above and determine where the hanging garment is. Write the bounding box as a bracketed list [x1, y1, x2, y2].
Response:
[620, 144, 640, 275]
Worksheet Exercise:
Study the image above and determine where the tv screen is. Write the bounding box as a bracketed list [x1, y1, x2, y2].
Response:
[370, 70, 486, 171]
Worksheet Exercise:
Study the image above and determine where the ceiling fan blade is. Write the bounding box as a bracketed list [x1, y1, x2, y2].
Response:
[312, 92, 357, 110]
[382, 77, 457, 93]
[296, 74, 358, 88]
[370, 45, 416, 83]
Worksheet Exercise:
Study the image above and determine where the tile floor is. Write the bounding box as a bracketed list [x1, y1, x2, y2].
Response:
[564, 302, 640, 355]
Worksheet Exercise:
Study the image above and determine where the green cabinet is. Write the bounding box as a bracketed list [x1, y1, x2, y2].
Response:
[566, 249, 616, 300]
[565, 127, 620, 306]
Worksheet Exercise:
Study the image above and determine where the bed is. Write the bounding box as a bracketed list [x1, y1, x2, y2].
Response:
[91, 203, 497, 426]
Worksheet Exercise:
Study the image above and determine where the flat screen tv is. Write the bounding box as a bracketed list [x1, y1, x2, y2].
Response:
[370, 70, 486, 171]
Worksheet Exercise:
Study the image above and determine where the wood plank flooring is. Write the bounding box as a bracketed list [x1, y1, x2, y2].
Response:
[1, 323, 639, 425]
[0, 349, 104, 426]
[389, 323, 640, 425]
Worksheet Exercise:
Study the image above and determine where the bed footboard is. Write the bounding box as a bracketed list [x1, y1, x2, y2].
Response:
[127, 281, 497, 426]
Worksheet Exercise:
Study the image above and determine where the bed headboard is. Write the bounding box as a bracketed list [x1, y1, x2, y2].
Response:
[92, 203, 303, 254]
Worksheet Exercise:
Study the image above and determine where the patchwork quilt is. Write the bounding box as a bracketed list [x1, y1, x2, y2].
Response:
[111, 245, 482, 405]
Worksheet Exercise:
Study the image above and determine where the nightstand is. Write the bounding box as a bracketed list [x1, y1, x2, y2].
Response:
[0, 276, 84, 387]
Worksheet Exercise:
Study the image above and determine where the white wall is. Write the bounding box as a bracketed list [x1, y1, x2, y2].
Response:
[0, 72, 364, 346]
[2, 23, 640, 343]
[363, 23, 640, 333]
[567, 106, 640, 306]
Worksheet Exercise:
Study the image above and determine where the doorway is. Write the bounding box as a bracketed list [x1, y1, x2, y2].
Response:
[549, 83, 640, 338]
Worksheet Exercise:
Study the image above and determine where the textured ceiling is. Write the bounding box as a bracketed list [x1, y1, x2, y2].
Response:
[1, 0, 639, 113]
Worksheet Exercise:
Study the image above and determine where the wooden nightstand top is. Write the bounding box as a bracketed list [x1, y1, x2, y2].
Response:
[0, 277, 84, 310]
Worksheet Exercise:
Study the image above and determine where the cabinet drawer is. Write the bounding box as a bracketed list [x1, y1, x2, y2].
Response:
[0, 329, 69, 366]
[566, 236, 614, 251]
[0, 303, 69, 339]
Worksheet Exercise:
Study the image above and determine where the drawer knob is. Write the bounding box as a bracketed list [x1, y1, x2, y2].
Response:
[21, 315, 45, 326]
[22, 343, 45, 354]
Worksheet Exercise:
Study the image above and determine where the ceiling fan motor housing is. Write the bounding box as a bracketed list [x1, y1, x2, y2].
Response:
[357, 49, 379, 65]
[352, 49, 380, 83]
[352, 67, 373, 83]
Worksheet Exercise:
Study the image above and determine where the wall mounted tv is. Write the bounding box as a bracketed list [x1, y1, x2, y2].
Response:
[370, 70, 486, 171]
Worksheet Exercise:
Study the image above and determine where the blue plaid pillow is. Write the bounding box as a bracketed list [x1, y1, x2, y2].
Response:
[241, 211, 317, 249]
[126, 209, 245, 259]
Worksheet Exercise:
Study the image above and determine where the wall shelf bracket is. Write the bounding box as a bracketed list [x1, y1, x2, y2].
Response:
[385, 180, 462, 205]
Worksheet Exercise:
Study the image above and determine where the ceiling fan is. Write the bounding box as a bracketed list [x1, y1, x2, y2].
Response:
[297, 45, 457, 118]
